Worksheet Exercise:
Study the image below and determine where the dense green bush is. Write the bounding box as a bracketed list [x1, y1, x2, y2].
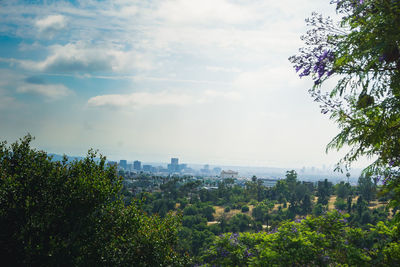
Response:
[241, 205, 249, 212]
[0, 135, 187, 266]
[201, 210, 400, 266]
[334, 197, 347, 211]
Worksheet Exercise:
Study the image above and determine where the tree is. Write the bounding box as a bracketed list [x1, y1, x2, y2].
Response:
[201, 205, 216, 222]
[347, 196, 353, 213]
[228, 214, 253, 232]
[336, 181, 352, 199]
[0, 135, 186, 266]
[289, 1, 400, 205]
[358, 174, 376, 203]
[285, 170, 298, 192]
[301, 194, 313, 214]
[245, 176, 265, 202]
[252, 201, 274, 228]
[274, 180, 289, 205]
[334, 197, 347, 211]
[316, 179, 332, 205]
[202, 211, 400, 266]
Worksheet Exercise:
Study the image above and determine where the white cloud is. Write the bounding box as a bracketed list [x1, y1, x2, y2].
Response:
[0, 69, 71, 100]
[200, 89, 241, 102]
[17, 83, 72, 100]
[35, 14, 67, 38]
[18, 41, 43, 51]
[0, 0, 339, 76]
[99, 3, 139, 18]
[88, 91, 193, 108]
[13, 42, 153, 73]
[206, 66, 241, 73]
[156, 0, 257, 25]
[88, 89, 241, 108]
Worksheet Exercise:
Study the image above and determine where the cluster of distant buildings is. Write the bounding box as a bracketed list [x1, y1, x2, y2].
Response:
[109, 157, 283, 187]
[114, 159, 159, 173]
[108, 157, 242, 178]
[112, 157, 190, 174]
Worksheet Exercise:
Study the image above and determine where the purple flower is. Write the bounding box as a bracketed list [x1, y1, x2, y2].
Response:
[383, 178, 389, 185]
[244, 249, 253, 258]
[307, 50, 336, 83]
[299, 66, 311, 77]
[268, 228, 278, 234]
[220, 249, 230, 257]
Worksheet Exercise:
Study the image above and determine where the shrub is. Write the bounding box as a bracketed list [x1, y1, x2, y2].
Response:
[242, 206, 250, 212]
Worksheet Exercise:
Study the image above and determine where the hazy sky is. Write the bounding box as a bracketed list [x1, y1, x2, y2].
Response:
[0, 0, 366, 168]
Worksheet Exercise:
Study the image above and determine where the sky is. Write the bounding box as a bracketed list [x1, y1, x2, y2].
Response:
[0, 0, 366, 169]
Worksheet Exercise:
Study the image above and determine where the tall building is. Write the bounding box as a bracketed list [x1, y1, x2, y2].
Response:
[171, 158, 179, 165]
[133, 160, 141, 171]
[168, 157, 179, 173]
[119, 160, 127, 170]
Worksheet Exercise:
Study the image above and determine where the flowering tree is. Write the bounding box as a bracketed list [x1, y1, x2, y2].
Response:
[290, 0, 400, 205]
[200, 210, 400, 266]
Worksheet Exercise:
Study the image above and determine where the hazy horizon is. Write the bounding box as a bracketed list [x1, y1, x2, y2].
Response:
[0, 0, 371, 169]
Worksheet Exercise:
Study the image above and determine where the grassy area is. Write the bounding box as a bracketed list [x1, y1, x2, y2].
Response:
[207, 205, 254, 225]
[206, 196, 388, 226]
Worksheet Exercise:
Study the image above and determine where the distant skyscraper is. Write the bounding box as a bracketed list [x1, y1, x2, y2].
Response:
[133, 160, 141, 171]
[168, 157, 179, 173]
[171, 158, 179, 165]
[119, 160, 127, 170]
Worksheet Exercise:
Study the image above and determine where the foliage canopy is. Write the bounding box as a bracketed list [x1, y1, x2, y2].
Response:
[0, 135, 186, 266]
[289, 0, 400, 206]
